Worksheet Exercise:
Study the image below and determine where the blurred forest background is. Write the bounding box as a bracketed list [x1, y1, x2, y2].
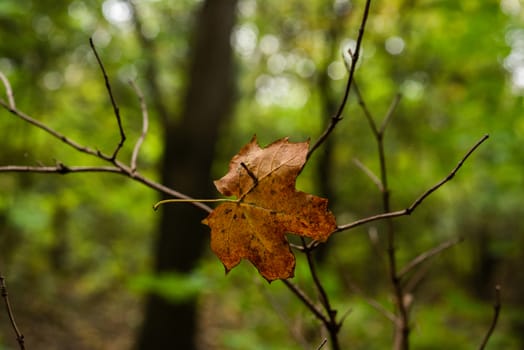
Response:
[0, 0, 523, 349]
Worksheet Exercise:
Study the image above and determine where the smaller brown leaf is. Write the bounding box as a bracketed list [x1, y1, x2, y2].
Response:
[202, 136, 337, 281]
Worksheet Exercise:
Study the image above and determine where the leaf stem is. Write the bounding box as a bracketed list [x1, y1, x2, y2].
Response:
[153, 198, 235, 210]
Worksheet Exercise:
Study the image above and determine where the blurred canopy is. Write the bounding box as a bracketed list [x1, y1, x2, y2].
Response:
[0, 0, 523, 349]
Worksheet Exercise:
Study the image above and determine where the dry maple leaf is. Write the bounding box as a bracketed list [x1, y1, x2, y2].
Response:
[202, 136, 337, 281]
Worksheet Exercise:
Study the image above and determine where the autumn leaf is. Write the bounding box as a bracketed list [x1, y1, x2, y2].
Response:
[202, 136, 337, 281]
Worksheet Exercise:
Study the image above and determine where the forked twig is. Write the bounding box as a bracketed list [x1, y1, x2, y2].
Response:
[356, 89, 409, 349]
[335, 134, 490, 233]
[304, 133, 489, 252]
[398, 237, 463, 278]
[0, 55, 211, 213]
[1, 276, 25, 350]
[89, 38, 126, 160]
[479, 285, 501, 350]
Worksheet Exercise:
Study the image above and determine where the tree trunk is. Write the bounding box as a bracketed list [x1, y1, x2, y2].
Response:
[136, 0, 237, 348]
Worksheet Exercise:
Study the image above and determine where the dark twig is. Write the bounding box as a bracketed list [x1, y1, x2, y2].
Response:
[0, 165, 122, 174]
[0, 71, 15, 109]
[129, 80, 149, 173]
[281, 279, 329, 325]
[303, 241, 333, 315]
[359, 92, 409, 350]
[0, 164, 212, 213]
[407, 134, 489, 211]
[317, 338, 328, 350]
[398, 237, 463, 278]
[334, 134, 490, 233]
[479, 285, 501, 350]
[301, 239, 340, 350]
[89, 38, 126, 160]
[0, 77, 211, 213]
[240, 162, 259, 187]
[349, 86, 487, 349]
[0, 276, 25, 350]
[0, 99, 102, 157]
[307, 0, 372, 159]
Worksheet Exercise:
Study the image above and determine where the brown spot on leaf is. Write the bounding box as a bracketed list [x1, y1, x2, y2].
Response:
[202, 136, 337, 281]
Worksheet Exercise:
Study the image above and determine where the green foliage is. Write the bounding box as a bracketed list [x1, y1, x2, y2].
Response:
[1, 0, 523, 348]
[129, 272, 209, 302]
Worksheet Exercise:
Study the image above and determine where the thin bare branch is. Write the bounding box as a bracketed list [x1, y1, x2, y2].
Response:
[479, 285, 502, 350]
[89, 38, 126, 160]
[367, 297, 397, 324]
[403, 261, 431, 295]
[407, 134, 489, 211]
[0, 71, 15, 109]
[398, 237, 463, 278]
[1, 91, 212, 213]
[301, 238, 341, 350]
[379, 93, 402, 135]
[316, 338, 328, 350]
[1, 276, 25, 350]
[334, 209, 407, 233]
[335, 134, 490, 233]
[307, 0, 372, 159]
[0, 164, 212, 213]
[349, 282, 397, 324]
[281, 279, 329, 325]
[0, 99, 103, 157]
[0, 164, 122, 174]
[361, 86, 409, 350]
[303, 241, 335, 320]
[353, 158, 383, 191]
[129, 80, 149, 172]
[353, 81, 379, 137]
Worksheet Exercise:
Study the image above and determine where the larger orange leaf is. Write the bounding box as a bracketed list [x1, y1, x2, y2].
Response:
[202, 136, 337, 281]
